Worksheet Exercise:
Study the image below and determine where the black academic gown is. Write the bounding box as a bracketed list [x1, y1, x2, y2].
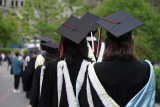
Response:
[38, 56, 89, 107]
[81, 59, 150, 107]
[30, 65, 42, 107]
[23, 57, 37, 92]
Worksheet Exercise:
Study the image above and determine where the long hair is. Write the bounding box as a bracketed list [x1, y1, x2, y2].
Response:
[103, 36, 138, 61]
[61, 37, 91, 64]
[44, 52, 59, 66]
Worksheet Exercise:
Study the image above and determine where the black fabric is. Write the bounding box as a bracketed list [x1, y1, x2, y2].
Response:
[55, 15, 93, 44]
[107, 31, 132, 42]
[14, 75, 20, 89]
[81, 12, 100, 32]
[39, 56, 89, 107]
[38, 37, 54, 43]
[22, 57, 37, 92]
[30, 65, 42, 107]
[38, 59, 58, 107]
[81, 59, 150, 107]
[10, 65, 13, 75]
[41, 42, 59, 54]
[96, 10, 144, 38]
[21, 63, 25, 91]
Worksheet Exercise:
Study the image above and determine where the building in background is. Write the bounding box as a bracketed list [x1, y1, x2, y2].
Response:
[0, 0, 25, 13]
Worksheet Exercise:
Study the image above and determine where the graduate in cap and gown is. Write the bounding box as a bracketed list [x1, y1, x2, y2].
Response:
[35, 37, 54, 69]
[23, 48, 35, 72]
[81, 12, 105, 62]
[38, 15, 93, 107]
[30, 42, 59, 107]
[22, 48, 37, 93]
[83, 10, 155, 107]
[23, 48, 40, 99]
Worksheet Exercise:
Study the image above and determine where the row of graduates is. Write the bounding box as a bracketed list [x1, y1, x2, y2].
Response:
[23, 10, 155, 107]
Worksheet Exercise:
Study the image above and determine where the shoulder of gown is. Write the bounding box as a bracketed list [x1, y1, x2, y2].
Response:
[92, 59, 150, 107]
[23, 57, 37, 91]
[38, 59, 58, 107]
[30, 65, 42, 107]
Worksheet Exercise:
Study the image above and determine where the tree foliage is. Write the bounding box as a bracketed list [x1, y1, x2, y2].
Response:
[90, 0, 160, 62]
[18, 0, 66, 43]
[0, 10, 25, 45]
[145, 0, 160, 13]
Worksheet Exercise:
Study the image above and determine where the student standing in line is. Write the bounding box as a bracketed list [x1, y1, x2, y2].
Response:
[1, 52, 5, 65]
[84, 10, 155, 107]
[23, 48, 39, 99]
[6, 53, 12, 70]
[35, 37, 54, 69]
[38, 16, 93, 107]
[30, 42, 59, 107]
[11, 52, 22, 93]
[81, 12, 105, 62]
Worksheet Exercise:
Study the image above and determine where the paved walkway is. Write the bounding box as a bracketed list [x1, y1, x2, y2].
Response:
[0, 64, 160, 107]
[0, 65, 29, 107]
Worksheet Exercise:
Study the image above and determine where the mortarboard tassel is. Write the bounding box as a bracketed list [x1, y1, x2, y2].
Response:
[91, 21, 95, 53]
[60, 35, 63, 58]
[96, 27, 102, 57]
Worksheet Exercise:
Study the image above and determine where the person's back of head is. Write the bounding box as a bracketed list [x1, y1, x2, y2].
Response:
[40, 43, 46, 51]
[62, 37, 90, 64]
[44, 52, 59, 66]
[103, 32, 137, 61]
[15, 52, 20, 58]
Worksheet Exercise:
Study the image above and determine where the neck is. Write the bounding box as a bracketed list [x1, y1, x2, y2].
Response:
[41, 50, 45, 53]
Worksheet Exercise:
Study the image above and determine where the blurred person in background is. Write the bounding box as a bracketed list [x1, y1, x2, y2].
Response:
[35, 37, 54, 69]
[6, 53, 12, 70]
[1, 52, 5, 65]
[30, 42, 59, 107]
[0, 52, 2, 65]
[18, 53, 23, 62]
[23, 48, 40, 99]
[11, 52, 22, 93]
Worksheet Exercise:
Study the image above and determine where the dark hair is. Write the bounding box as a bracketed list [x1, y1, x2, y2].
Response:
[44, 52, 59, 66]
[40, 44, 46, 51]
[61, 37, 91, 64]
[15, 52, 20, 57]
[103, 36, 138, 61]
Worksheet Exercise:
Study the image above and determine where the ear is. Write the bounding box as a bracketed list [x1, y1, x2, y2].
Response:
[132, 36, 133, 40]
[40, 46, 42, 50]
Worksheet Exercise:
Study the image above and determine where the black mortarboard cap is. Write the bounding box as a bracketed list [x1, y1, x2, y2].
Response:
[33, 49, 41, 55]
[28, 48, 38, 53]
[41, 42, 59, 54]
[55, 15, 93, 44]
[81, 12, 101, 32]
[38, 37, 54, 43]
[96, 10, 144, 42]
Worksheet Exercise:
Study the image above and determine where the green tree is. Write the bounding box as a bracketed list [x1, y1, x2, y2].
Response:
[90, 0, 160, 62]
[18, 0, 66, 43]
[145, 0, 160, 13]
[0, 11, 22, 45]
